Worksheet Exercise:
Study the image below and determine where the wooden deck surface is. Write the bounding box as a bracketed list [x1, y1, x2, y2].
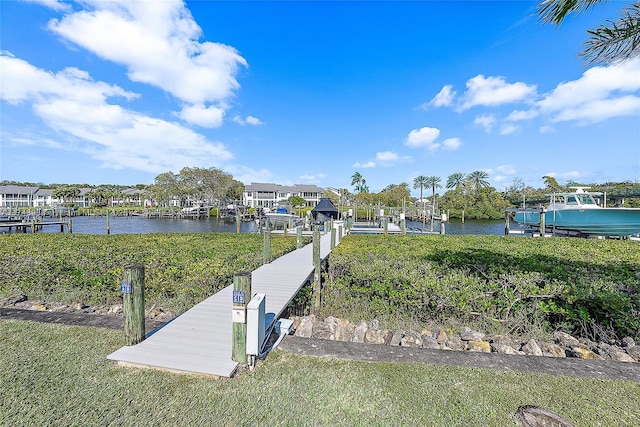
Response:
[107, 228, 340, 378]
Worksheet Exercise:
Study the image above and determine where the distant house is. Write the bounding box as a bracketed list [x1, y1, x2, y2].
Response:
[0, 185, 39, 207]
[33, 189, 56, 207]
[242, 183, 324, 208]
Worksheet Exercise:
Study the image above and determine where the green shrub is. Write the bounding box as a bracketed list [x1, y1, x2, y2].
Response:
[324, 235, 640, 340]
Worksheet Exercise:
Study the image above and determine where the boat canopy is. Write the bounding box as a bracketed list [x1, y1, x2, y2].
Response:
[311, 197, 338, 220]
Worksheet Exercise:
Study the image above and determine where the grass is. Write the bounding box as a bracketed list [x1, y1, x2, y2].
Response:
[1, 319, 639, 426]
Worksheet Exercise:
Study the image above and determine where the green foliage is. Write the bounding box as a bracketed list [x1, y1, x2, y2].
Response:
[325, 235, 640, 340]
[0, 233, 299, 314]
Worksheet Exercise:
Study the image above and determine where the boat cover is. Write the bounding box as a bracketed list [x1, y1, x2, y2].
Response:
[311, 197, 339, 220]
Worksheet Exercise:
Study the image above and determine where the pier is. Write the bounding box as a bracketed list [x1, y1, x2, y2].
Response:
[107, 226, 341, 377]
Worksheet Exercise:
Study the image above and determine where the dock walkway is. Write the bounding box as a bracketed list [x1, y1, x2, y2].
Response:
[107, 229, 340, 377]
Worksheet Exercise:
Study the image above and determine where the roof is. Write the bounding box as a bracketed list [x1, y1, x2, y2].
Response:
[0, 185, 39, 195]
[311, 197, 338, 213]
[244, 182, 323, 193]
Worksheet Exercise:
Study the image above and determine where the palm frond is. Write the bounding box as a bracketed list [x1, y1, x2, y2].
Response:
[537, 0, 609, 25]
[580, 3, 640, 64]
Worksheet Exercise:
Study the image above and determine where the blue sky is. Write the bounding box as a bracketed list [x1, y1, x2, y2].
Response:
[1, 0, 639, 196]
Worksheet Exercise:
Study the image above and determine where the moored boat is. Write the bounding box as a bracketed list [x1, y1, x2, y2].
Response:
[512, 187, 640, 237]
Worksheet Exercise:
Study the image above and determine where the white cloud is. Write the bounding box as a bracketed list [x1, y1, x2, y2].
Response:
[442, 137, 461, 151]
[233, 115, 265, 126]
[0, 53, 233, 173]
[353, 161, 376, 168]
[459, 74, 536, 111]
[506, 109, 538, 121]
[23, 0, 71, 12]
[474, 114, 496, 133]
[47, 0, 247, 122]
[376, 151, 398, 162]
[406, 126, 440, 150]
[500, 123, 519, 135]
[538, 59, 640, 124]
[178, 104, 225, 128]
[539, 125, 555, 134]
[550, 95, 640, 124]
[496, 164, 516, 175]
[426, 84, 456, 108]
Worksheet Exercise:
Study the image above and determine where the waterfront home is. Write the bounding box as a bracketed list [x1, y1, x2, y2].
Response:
[243, 183, 323, 209]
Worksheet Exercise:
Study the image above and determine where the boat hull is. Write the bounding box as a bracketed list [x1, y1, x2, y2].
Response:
[513, 208, 640, 236]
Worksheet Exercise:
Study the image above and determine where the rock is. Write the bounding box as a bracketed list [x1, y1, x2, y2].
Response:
[312, 320, 335, 340]
[352, 321, 368, 343]
[446, 335, 465, 351]
[289, 316, 302, 331]
[295, 316, 314, 338]
[364, 328, 387, 345]
[108, 304, 123, 315]
[621, 337, 636, 349]
[400, 330, 422, 348]
[422, 335, 440, 350]
[570, 347, 603, 360]
[389, 331, 403, 346]
[578, 337, 597, 351]
[460, 327, 485, 341]
[520, 339, 543, 356]
[1, 293, 27, 307]
[610, 351, 637, 363]
[465, 340, 491, 353]
[625, 346, 640, 361]
[553, 331, 579, 348]
[370, 319, 379, 330]
[540, 342, 566, 358]
[491, 343, 520, 355]
[333, 318, 355, 342]
[435, 329, 448, 345]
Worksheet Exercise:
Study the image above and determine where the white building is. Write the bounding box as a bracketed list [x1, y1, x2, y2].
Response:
[242, 183, 324, 208]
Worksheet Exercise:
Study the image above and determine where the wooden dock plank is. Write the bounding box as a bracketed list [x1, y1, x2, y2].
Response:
[107, 230, 341, 377]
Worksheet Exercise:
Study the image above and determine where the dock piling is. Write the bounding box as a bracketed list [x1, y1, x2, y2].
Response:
[231, 272, 251, 365]
[122, 265, 146, 346]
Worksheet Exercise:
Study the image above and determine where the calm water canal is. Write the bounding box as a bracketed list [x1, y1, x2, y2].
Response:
[32, 216, 509, 235]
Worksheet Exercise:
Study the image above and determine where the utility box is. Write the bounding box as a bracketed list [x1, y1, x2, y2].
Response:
[246, 293, 266, 357]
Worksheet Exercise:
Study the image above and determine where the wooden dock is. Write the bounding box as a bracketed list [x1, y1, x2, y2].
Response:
[107, 229, 341, 378]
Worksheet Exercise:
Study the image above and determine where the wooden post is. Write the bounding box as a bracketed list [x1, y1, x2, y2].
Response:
[231, 272, 251, 365]
[68, 219, 73, 233]
[106, 211, 111, 235]
[504, 211, 510, 235]
[330, 227, 336, 249]
[401, 219, 406, 235]
[539, 210, 546, 237]
[122, 265, 145, 346]
[440, 222, 446, 235]
[462, 209, 465, 224]
[296, 226, 303, 249]
[263, 221, 271, 264]
[383, 217, 388, 235]
[283, 222, 288, 237]
[324, 221, 329, 234]
[338, 225, 343, 240]
[312, 227, 321, 311]
[236, 212, 241, 234]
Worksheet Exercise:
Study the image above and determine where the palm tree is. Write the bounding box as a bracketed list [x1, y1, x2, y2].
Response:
[466, 170, 490, 191]
[446, 172, 467, 190]
[413, 175, 428, 203]
[425, 176, 442, 223]
[351, 171, 363, 192]
[537, 0, 640, 65]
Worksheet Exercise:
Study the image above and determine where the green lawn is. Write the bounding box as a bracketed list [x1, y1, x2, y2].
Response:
[1, 319, 638, 426]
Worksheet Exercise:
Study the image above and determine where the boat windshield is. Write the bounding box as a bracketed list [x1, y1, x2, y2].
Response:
[576, 194, 596, 205]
